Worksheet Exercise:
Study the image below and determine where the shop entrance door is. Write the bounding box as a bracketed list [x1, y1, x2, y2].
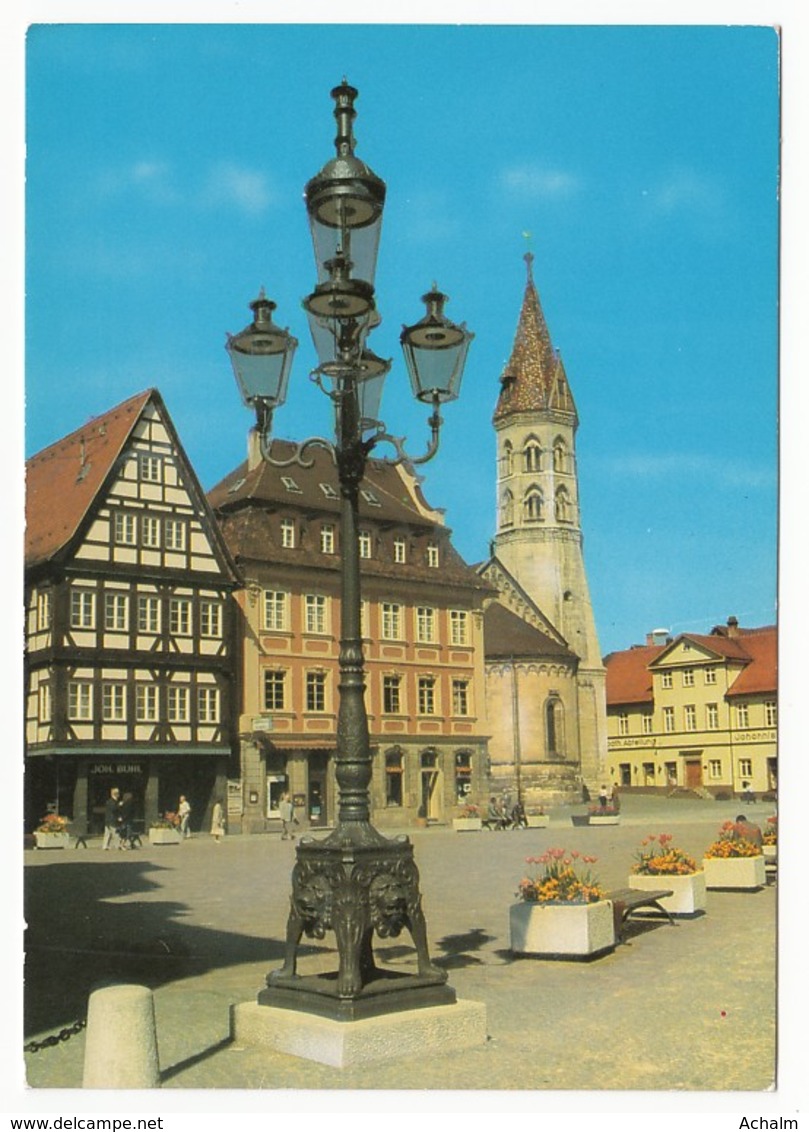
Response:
[684, 758, 703, 789]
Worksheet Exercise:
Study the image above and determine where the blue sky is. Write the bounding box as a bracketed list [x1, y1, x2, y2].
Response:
[24, 22, 780, 656]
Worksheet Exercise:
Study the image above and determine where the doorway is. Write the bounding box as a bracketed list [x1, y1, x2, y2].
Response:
[420, 749, 441, 821]
[684, 758, 703, 789]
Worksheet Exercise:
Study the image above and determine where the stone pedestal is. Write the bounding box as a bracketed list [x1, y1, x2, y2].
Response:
[231, 998, 487, 1069]
[82, 984, 160, 1089]
[629, 871, 707, 915]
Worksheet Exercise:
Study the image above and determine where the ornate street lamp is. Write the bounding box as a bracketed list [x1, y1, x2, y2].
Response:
[227, 80, 473, 1022]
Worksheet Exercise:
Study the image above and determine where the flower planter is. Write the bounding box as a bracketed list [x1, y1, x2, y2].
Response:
[148, 828, 182, 845]
[629, 871, 707, 916]
[762, 845, 777, 861]
[34, 831, 71, 850]
[509, 900, 616, 959]
[525, 815, 549, 828]
[452, 817, 483, 832]
[588, 815, 620, 826]
[702, 855, 765, 890]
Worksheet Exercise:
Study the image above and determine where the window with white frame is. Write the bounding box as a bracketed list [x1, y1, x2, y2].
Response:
[319, 482, 338, 499]
[102, 683, 127, 722]
[618, 712, 629, 736]
[142, 516, 161, 548]
[708, 759, 722, 780]
[706, 703, 719, 730]
[263, 590, 288, 631]
[393, 537, 406, 564]
[37, 590, 52, 631]
[738, 758, 753, 778]
[361, 489, 381, 507]
[320, 524, 335, 554]
[684, 704, 697, 732]
[167, 685, 190, 723]
[197, 686, 220, 723]
[663, 706, 675, 732]
[137, 595, 160, 633]
[199, 600, 222, 638]
[104, 592, 129, 631]
[358, 530, 372, 559]
[416, 606, 436, 643]
[139, 454, 162, 482]
[682, 668, 695, 687]
[452, 679, 469, 716]
[427, 544, 439, 568]
[306, 671, 326, 712]
[642, 713, 653, 734]
[418, 676, 436, 715]
[136, 684, 159, 722]
[70, 589, 95, 629]
[39, 683, 52, 723]
[164, 518, 187, 551]
[765, 701, 777, 727]
[382, 602, 402, 640]
[704, 666, 717, 685]
[661, 671, 673, 689]
[280, 519, 295, 549]
[169, 598, 192, 636]
[449, 610, 469, 646]
[114, 512, 137, 545]
[736, 702, 750, 728]
[68, 681, 93, 720]
[280, 476, 302, 494]
[383, 674, 402, 714]
[305, 594, 327, 634]
[264, 670, 286, 711]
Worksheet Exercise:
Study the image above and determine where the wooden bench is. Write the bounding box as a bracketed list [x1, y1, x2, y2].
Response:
[608, 887, 677, 942]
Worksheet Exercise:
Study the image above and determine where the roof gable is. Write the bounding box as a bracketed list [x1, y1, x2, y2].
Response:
[478, 555, 568, 648]
[25, 390, 153, 569]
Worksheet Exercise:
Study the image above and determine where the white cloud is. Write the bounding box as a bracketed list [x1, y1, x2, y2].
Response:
[200, 162, 275, 215]
[601, 452, 775, 490]
[643, 168, 725, 217]
[499, 163, 582, 199]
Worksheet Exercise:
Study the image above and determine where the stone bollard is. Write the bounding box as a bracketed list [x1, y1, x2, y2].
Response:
[82, 984, 161, 1089]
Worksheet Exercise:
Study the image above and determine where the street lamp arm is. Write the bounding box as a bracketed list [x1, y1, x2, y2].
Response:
[370, 399, 443, 468]
[258, 430, 336, 469]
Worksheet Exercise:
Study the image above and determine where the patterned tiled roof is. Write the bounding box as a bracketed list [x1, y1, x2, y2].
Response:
[484, 600, 577, 662]
[493, 253, 578, 425]
[25, 389, 154, 569]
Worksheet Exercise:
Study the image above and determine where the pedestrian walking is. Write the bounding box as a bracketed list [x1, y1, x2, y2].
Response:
[102, 788, 121, 850]
[598, 783, 609, 810]
[178, 795, 192, 838]
[210, 798, 225, 843]
[741, 780, 756, 804]
[118, 792, 139, 849]
[279, 792, 296, 840]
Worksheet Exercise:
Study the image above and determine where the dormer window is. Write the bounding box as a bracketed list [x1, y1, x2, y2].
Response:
[393, 537, 406, 564]
[359, 530, 373, 559]
[281, 519, 295, 549]
[281, 476, 302, 493]
[319, 483, 339, 499]
[361, 489, 381, 507]
[427, 544, 439, 568]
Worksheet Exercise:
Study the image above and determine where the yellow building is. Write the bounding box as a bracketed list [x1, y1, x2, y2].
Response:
[605, 618, 777, 798]
[209, 437, 493, 832]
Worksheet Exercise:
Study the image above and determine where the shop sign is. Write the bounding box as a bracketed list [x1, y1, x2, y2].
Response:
[90, 763, 144, 775]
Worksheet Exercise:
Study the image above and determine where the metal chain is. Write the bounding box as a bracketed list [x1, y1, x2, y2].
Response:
[24, 1017, 86, 1054]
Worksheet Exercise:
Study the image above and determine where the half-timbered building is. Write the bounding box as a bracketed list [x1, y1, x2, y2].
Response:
[24, 389, 240, 835]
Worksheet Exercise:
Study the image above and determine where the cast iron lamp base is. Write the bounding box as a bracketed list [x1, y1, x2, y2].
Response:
[260, 824, 453, 1021]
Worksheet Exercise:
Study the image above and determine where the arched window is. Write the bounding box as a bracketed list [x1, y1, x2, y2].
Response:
[523, 437, 542, 473]
[555, 486, 572, 522]
[523, 487, 544, 522]
[500, 489, 514, 528]
[545, 698, 564, 758]
[455, 750, 473, 801]
[553, 437, 568, 473]
[500, 441, 513, 478]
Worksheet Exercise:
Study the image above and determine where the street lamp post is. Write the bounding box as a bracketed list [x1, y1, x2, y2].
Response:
[226, 81, 473, 1022]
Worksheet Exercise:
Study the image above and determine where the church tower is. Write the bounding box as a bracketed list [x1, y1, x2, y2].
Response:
[489, 253, 607, 790]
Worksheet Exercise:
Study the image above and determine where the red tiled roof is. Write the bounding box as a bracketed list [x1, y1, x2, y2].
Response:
[724, 627, 777, 697]
[604, 645, 664, 706]
[25, 390, 154, 569]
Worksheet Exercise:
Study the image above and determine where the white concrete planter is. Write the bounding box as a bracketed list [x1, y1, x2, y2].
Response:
[762, 844, 777, 861]
[148, 828, 182, 845]
[702, 855, 765, 890]
[34, 831, 71, 850]
[629, 871, 707, 915]
[509, 900, 615, 958]
[452, 818, 483, 832]
[525, 815, 549, 828]
[588, 815, 620, 826]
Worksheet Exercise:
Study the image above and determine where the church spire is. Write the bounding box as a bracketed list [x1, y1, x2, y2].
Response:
[493, 252, 578, 426]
